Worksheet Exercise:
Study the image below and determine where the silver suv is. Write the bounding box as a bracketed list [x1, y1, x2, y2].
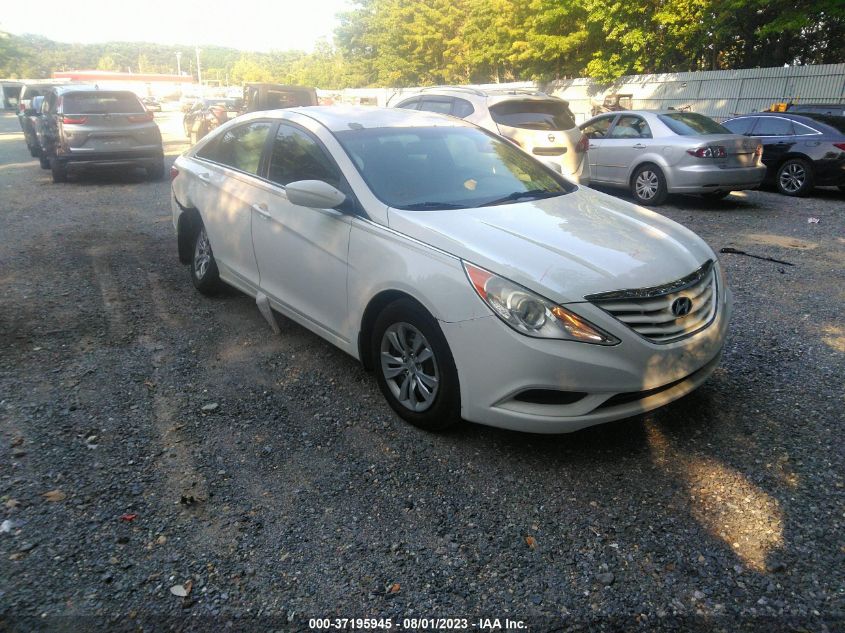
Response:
[392, 87, 590, 185]
[39, 86, 164, 183]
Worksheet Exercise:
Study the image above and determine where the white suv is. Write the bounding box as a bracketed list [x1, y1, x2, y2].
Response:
[392, 87, 590, 185]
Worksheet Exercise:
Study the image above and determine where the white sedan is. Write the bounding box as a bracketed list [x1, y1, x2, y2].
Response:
[171, 106, 731, 433]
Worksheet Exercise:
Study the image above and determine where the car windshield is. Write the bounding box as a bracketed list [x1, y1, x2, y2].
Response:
[334, 126, 574, 210]
[659, 112, 731, 135]
[63, 92, 144, 114]
[489, 99, 577, 131]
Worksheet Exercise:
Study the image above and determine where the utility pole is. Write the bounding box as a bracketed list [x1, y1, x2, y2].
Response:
[195, 46, 202, 91]
[176, 51, 182, 76]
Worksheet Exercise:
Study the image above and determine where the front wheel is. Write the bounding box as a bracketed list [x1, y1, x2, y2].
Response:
[776, 159, 814, 197]
[631, 164, 668, 206]
[190, 224, 222, 294]
[371, 299, 460, 431]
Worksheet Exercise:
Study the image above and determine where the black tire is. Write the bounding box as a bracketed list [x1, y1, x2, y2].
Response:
[147, 158, 165, 181]
[29, 145, 40, 158]
[837, 185, 844, 193]
[190, 224, 222, 295]
[630, 164, 668, 206]
[50, 157, 67, 183]
[776, 158, 814, 197]
[39, 155, 50, 169]
[371, 298, 461, 432]
[701, 191, 730, 200]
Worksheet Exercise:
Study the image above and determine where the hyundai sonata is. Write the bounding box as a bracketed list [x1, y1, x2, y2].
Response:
[171, 107, 731, 433]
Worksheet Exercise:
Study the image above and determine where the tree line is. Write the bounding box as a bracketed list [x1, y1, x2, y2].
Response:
[2, 0, 843, 88]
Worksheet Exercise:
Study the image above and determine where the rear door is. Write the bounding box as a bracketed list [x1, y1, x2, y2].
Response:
[250, 121, 352, 341]
[191, 120, 275, 288]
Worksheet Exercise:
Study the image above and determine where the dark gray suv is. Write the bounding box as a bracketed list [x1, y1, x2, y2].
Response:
[40, 86, 164, 182]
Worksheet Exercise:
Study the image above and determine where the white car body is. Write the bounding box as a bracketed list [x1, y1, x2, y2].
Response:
[172, 106, 731, 433]
[391, 87, 591, 186]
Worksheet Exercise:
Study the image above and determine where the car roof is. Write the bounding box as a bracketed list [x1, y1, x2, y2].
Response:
[284, 106, 471, 132]
[409, 86, 567, 105]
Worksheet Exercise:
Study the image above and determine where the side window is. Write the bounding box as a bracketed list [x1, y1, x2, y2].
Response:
[452, 98, 474, 118]
[582, 116, 614, 139]
[198, 121, 272, 175]
[268, 123, 341, 188]
[610, 115, 652, 139]
[418, 98, 453, 115]
[751, 117, 794, 137]
[792, 121, 819, 136]
[395, 98, 420, 110]
[722, 117, 755, 135]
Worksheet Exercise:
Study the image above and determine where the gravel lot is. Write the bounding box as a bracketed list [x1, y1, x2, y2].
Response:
[1, 108, 843, 632]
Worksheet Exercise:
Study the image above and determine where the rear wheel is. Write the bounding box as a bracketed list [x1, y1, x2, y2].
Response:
[631, 164, 668, 206]
[50, 157, 67, 183]
[190, 224, 222, 295]
[371, 299, 460, 432]
[776, 158, 814, 196]
[39, 155, 50, 169]
[29, 145, 40, 158]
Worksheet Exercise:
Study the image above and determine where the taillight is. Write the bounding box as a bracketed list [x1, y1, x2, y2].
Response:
[128, 112, 154, 123]
[170, 165, 179, 181]
[687, 146, 727, 158]
[834, 143, 845, 152]
[575, 134, 589, 153]
[61, 115, 88, 124]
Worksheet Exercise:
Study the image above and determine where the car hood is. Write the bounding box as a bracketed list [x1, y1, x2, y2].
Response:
[387, 187, 715, 303]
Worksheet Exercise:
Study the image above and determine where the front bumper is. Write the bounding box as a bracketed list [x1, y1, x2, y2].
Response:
[669, 164, 766, 193]
[440, 284, 732, 433]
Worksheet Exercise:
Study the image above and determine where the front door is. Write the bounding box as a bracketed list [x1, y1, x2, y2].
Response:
[597, 114, 653, 184]
[581, 115, 616, 183]
[250, 122, 352, 342]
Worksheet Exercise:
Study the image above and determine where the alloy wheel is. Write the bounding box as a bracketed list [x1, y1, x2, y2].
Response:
[194, 228, 212, 280]
[779, 162, 805, 194]
[380, 322, 439, 412]
[635, 170, 659, 200]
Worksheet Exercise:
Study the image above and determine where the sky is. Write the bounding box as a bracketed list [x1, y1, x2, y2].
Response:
[1, 0, 354, 52]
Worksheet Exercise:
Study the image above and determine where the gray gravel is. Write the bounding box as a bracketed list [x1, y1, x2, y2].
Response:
[1, 110, 843, 632]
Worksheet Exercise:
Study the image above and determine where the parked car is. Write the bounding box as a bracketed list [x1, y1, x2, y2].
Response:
[171, 107, 731, 434]
[392, 87, 590, 185]
[39, 86, 164, 183]
[786, 103, 845, 117]
[142, 97, 162, 112]
[183, 98, 243, 144]
[17, 83, 56, 157]
[242, 83, 317, 112]
[722, 112, 845, 195]
[579, 110, 765, 205]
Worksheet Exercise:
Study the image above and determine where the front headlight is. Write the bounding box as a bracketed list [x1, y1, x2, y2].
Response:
[463, 262, 619, 345]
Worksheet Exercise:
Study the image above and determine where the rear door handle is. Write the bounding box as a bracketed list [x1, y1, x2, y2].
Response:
[197, 172, 211, 184]
[588, 144, 597, 149]
[252, 203, 272, 220]
[633, 143, 647, 149]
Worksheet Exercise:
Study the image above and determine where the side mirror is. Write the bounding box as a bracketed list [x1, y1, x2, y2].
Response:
[285, 180, 347, 209]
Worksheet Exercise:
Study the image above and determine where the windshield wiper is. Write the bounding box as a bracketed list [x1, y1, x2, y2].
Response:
[482, 189, 563, 206]
[402, 202, 469, 210]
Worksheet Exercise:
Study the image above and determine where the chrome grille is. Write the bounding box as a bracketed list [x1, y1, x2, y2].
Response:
[587, 261, 717, 344]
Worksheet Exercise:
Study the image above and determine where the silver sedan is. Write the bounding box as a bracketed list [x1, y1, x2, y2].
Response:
[579, 110, 766, 205]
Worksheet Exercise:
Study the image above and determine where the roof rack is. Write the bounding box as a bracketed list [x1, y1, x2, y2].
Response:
[484, 87, 550, 97]
[419, 85, 486, 96]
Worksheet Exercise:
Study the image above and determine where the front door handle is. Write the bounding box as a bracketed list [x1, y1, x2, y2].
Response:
[252, 203, 271, 220]
[197, 172, 211, 184]
[633, 143, 647, 149]
[588, 144, 597, 149]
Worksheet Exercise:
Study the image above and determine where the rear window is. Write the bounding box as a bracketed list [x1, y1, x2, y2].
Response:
[795, 113, 845, 134]
[63, 92, 144, 114]
[658, 112, 730, 135]
[489, 99, 576, 131]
